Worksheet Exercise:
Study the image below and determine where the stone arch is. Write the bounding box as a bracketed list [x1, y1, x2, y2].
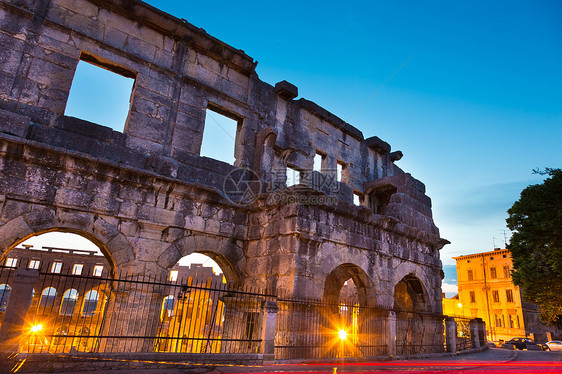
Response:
[156, 232, 246, 286]
[0, 208, 135, 275]
[323, 263, 376, 308]
[392, 265, 432, 313]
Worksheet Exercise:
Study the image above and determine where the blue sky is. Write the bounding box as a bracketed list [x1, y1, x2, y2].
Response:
[62, 1, 561, 294]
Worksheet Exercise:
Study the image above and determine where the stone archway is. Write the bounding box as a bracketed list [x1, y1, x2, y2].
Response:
[323, 263, 375, 308]
[393, 274, 429, 313]
[156, 232, 246, 286]
[0, 208, 135, 275]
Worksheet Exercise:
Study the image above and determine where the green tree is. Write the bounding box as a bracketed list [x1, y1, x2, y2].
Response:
[506, 168, 562, 327]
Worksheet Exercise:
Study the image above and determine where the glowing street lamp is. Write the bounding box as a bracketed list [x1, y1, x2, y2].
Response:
[338, 329, 348, 341]
[30, 324, 43, 333]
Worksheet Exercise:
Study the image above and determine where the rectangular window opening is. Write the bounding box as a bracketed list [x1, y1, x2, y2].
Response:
[506, 289, 514, 303]
[65, 55, 135, 133]
[490, 267, 497, 279]
[469, 291, 476, 303]
[93, 265, 104, 277]
[467, 269, 473, 281]
[72, 264, 83, 275]
[492, 290, 500, 303]
[5, 257, 17, 268]
[336, 161, 346, 182]
[28, 259, 40, 270]
[200, 106, 240, 165]
[169, 270, 179, 282]
[313, 152, 325, 173]
[286, 166, 301, 187]
[51, 262, 62, 274]
[353, 192, 362, 206]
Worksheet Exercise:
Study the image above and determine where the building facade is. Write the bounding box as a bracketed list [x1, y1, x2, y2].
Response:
[454, 248, 560, 343]
[0, 0, 449, 357]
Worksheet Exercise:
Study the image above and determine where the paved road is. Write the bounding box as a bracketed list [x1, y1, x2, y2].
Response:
[20, 348, 562, 373]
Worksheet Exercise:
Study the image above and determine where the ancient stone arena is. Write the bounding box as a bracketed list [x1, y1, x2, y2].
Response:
[0, 0, 471, 365]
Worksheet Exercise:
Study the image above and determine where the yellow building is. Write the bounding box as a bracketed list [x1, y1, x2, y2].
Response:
[451, 248, 559, 343]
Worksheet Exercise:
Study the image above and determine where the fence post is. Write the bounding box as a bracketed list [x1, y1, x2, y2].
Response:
[0, 267, 39, 353]
[445, 317, 457, 353]
[261, 300, 278, 362]
[469, 318, 480, 348]
[387, 311, 396, 356]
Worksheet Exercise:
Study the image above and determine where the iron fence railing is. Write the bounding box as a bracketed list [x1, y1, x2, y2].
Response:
[275, 298, 389, 359]
[13, 267, 274, 354]
[1, 263, 478, 359]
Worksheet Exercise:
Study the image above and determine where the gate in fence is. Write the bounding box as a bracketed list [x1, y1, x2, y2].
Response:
[0, 265, 483, 360]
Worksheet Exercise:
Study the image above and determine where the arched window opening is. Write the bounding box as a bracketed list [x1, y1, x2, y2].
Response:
[82, 290, 99, 316]
[0, 284, 10, 312]
[156, 253, 228, 353]
[161, 295, 175, 321]
[60, 289, 79, 316]
[40, 287, 57, 308]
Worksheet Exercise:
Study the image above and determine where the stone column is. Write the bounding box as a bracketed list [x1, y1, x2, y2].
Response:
[445, 317, 457, 353]
[469, 318, 480, 348]
[260, 300, 278, 362]
[387, 311, 397, 356]
[0, 268, 39, 353]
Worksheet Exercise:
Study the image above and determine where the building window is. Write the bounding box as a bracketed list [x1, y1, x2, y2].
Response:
[516, 315, 520, 328]
[5, 257, 17, 268]
[60, 289, 79, 316]
[336, 161, 346, 182]
[492, 290, 500, 303]
[467, 269, 473, 281]
[169, 270, 179, 282]
[353, 192, 362, 206]
[39, 287, 57, 308]
[503, 266, 510, 278]
[161, 295, 175, 320]
[51, 262, 63, 274]
[0, 284, 11, 311]
[467, 260, 471, 263]
[93, 265, 104, 277]
[28, 259, 41, 270]
[200, 107, 239, 165]
[313, 152, 325, 172]
[506, 289, 514, 303]
[286, 166, 300, 187]
[490, 267, 497, 279]
[65, 54, 135, 132]
[82, 290, 99, 316]
[72, 264, 83, 275]
[509, 315, 514, 328]
[470, 291, 476, 303]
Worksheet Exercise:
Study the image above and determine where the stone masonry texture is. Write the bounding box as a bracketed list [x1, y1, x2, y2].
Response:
[0, 0, 449, 314]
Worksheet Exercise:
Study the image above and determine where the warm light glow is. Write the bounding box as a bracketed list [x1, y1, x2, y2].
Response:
[338, 329, 347, 340]
[30, 324, 43, 333]
[457, 303, 462, 308]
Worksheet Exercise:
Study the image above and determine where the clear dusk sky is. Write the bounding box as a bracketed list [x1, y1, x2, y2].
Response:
[60, 1, 562, 293]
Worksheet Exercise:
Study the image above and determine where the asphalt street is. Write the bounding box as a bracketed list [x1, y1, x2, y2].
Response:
[40, 348, 562, 374]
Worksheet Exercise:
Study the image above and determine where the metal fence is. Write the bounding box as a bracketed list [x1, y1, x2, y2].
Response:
[0, 265, 479, 359]
[275, 298, 389, 359]
[0, 266, 274, 354]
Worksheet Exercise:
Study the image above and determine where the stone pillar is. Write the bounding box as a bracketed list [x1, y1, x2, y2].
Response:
[387, 311, 397, 356]
[469, 318, 480, 348]
[0, 268, 39, 353]
[260, 300, 278, 362]
[445, 317, 457, 353]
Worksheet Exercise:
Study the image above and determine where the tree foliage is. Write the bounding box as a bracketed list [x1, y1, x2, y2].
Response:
[506, 168, 562, 327]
